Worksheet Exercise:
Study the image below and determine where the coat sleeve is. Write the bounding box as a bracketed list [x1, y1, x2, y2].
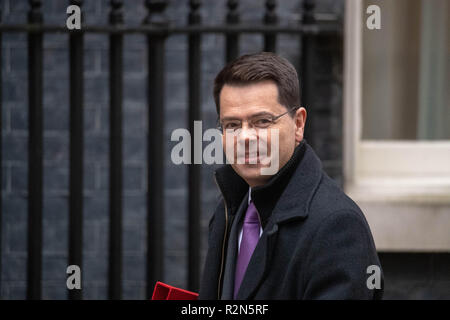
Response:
[302, 209, 384, 300]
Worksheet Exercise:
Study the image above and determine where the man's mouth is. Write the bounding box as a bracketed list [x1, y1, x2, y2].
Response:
[240, 151, 260, 164]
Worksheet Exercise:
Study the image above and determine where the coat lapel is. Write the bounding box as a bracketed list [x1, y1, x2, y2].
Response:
[220, 193, 250, 299]
[235, 222, 279, 300]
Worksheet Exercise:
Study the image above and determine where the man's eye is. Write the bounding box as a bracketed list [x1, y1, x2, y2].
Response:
[225, 122, 239, 129]
[254, 118, 272, 126]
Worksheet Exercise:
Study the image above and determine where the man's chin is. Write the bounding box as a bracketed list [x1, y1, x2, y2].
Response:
[232, 163, 273, 186]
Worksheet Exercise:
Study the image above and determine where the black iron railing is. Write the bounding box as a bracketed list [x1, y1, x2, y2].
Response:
[0, 0, 341, 300]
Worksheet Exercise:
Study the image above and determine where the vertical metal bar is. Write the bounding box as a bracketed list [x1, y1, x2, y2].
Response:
[68, 0, 84, 301]
[188, 0, 202, 293]
[300, 0, 316, 147]
[27, 0, 43, 300]
[108, 0, 124, 300]
[264, 0, 277, 52]
[0, 6, 3, 297]
[226, 0, 240, 62]
[144, 0, 168, 299]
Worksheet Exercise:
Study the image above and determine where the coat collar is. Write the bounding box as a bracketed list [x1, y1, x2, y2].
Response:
[267, 140, 323, 224]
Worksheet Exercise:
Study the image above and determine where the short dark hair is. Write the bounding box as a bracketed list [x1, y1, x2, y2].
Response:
[213, 52, 301, 116]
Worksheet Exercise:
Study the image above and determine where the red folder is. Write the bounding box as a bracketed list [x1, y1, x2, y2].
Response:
[151, 281, 199, 300]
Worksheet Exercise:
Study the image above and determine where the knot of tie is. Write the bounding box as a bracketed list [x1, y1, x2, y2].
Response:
[244, 201, 260, 224]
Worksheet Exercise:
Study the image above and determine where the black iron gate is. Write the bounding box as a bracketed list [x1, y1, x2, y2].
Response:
[0, 0, 342, 300]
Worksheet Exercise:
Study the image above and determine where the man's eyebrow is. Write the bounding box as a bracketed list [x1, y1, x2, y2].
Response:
[220, 116, 241, 121]
[220, 111, 274, 121]
[249, 111, 274, 118]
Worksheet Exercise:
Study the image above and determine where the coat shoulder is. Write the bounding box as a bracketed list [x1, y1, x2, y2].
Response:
[307, 172, 369, 228]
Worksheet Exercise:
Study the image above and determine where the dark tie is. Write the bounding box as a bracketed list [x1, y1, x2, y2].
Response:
[234, 201, 261, 299]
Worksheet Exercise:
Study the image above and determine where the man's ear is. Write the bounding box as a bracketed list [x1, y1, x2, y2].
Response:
[294, 107, 307, 143]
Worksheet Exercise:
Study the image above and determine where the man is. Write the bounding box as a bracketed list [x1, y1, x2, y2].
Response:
[199, 52, 383, 300]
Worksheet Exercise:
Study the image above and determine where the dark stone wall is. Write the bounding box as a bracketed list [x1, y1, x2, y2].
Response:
[2, 0, 447, 300]
[379, 253, 450, 299]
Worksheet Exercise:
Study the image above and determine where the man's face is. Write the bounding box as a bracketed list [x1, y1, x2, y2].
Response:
[219, 80, 306, 187]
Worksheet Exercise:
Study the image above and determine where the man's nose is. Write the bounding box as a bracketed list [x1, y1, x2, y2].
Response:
[238, 123, 258, 141]
[236, 124, 258, 159]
